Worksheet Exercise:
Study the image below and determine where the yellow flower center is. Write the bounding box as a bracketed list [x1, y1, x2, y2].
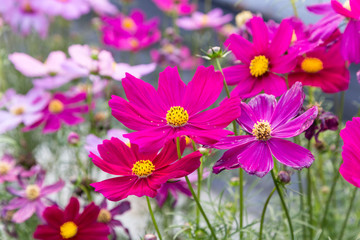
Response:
[60, 221, 78, 239]
[301, 57, 323, 73]
[48, 99, 64, 114]
[185, 136, 192, 145]
[166, 106, 189, 127]
[25, 184, 40, 200]
[122, 18, 136, 30]
[252, 120, 272, 141]
[163, 44, 175, 54]
[129, 38, 139, 49]
[97, 209, 112, 223]
[0, 162, 11, 175]
[22, 1, 34, 13]
[201, 15, 209, 25]
[10, 106, 25, 115]
[249, 55, 269, 77]
[132, 160, 155, 178]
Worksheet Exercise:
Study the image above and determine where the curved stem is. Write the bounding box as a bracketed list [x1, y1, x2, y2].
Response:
[146, 196, 163, 240]
[290, 0, 299, 17]
[271, 170, 294, 240]
[259, 187, 276, 240]
[192, 139, 202, 228]
[176, 138, 217, 239]
[338, 187, 357, 240]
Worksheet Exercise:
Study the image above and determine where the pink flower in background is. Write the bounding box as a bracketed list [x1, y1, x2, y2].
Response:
[109, 66, 241, 152]
[33, 197, 110, 240]
[0, 154, 23, 184]
[24, 92, 89, 134]
[177, 8, 233, 30]
[4, 169, 64, 223]
[152, 0, 196, 16]
[0, 88, 50, 134]
[9, 52, 87, 90]
[97, 199, 131, 240]
[112, 62, 156, 81]
[90, 138, 202, 200]
[213, 82, 318, 177]
[32, 0, 90, 20]
[0, 0, 49, 38]
[223, 16, 297, 98]
[101, 9, 161, 52]
[87, 0, 118, 16]
[339, 117, 360, 187]
[288, 42, 349, 93]
[85, 129, 130, 155]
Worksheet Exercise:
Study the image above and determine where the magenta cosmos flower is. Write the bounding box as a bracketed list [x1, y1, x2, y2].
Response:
[109, 66, 241, 151]
[177, 8, 233, 30]
[101, 9, 161, 52]
[212, 82, 318, 177]
[288, 41, 349, 93]
[152, 0, 196, 16]
[339, 117, 360, 187]
[4, 169, 64, 223]
[32, 0, 90, 20]
[223, 16, 298, 98]
[33, 197, 110, 240]
[90, 137, 202, 200]
[0, 154, 23, 184]
[24, 92, 89, 134]
[97, 199, 131, 240]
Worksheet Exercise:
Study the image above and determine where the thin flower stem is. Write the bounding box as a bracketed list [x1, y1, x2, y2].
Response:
[259, 187, 276, 240]
[338, 187, 357, 240]
[297, 172, 307, 240]
[290, 0, 299, 17]
[146, 196, 163, 240]
[307, 141, 313, 239]
[176, 137, 218, 240]
[215, 58, 231, 98]
[192, 139, 202, 228]
[270, 170, 295, 240]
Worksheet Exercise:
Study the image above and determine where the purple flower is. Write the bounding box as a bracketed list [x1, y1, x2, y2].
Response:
[213, 82, 318, 177]
[85, 129, 129, 155]
[4, 169, 64, 223]
[97, 199, 131, 240]
[0, 88, 50, 134]
[0, 154, 23, 184]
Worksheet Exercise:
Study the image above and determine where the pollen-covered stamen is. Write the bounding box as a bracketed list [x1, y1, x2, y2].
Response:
[25, 184, 40, 200]
[48, 99, 64, 114]
[60, 221, 78, 239]
[249, 55, 269, 77]
[252, 120, 272, 141]
[301, 57, 323, 73]
[11, 106, 25, 115]
[0, 162, 11, 175]
[122, 18, 136, 30]
[97, 209, 112, 223]
[132, 160, 155, 178]
[166, 106, 189, 127]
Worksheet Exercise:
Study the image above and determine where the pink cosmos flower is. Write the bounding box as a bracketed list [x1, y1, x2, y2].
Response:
[307, 1, 360, 63]
[288, 41, 350, 93]
[177, 8, 233, 30]
[109, 66, 241, 152]
[97, 199, 131, 240]
[32, 0, 90, 20]
[85, 129, 129, 155]
[152, 0, 196, 16]
[9, 51, 87, 90]
[212, 82, 318, 177]
[0, 154, 23, 184]
[223, 16, 298, 98]
[339, 117, 360, 187]
[33, 197, 110, 240]
[1, 0, 49, 38]
[24, 92, 89, 134]
[4, 169, 64, 223]
[101, 9, 161, 52]
[90, 138, 202, 200]
[0, 88, 50, 134]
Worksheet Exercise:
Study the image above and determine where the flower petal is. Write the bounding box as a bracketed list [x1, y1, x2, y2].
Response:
[268, 19, 293, 58]
[223, 65, 252, 86]
[212, 135, 257, 150]
[248, 94, 277, 121]
[40, 180, 65, 197]
[64, 197, 80, 221]
[12, 202, 37, 223]
[250, 16, 269, 54]
[341, 20, 360, 64]
[224, 34, 255, 64]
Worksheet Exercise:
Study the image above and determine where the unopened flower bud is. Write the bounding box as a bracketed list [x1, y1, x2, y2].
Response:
[198, 147, 209, 155]
[278, 171, 291, 184]
[67, 132, 80, 145]
[94, 112, 108, 122]
[199, 46, 231, 60]
[144, 234, 157, 240]
[321, 186, 330, 194]
[230, 177, 240, 187]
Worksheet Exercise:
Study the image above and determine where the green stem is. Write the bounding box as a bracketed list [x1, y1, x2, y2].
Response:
[259, 187, 276, 240]
[176, 138, 217, 240]
[290, 0, 299, 17]
[297, 172, 306, 240]
[146, 196, 163, 240]
[338, 187, 357, 240]
[271, 170, 294, 240]
[192, 140, 202, 228]
[307, 141, 313, 239]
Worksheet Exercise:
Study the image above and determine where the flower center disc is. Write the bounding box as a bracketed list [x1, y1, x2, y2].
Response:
[301, 57, 323, 73]
[129, 38, 139, 49]
[132, 160, 155, 178]
[249, 55, 269, 77]
[60, 221, 78, 239]
[252, 120, 272, 141]
[25, 184, 40, 200]
[0, 162, 11, 175]
[166, 106, 189, 127]
[97, 209, 112, 223]
[48, 99, 64, 114]
[11, 106, 25, 115]
[122, 18, 136, 30]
